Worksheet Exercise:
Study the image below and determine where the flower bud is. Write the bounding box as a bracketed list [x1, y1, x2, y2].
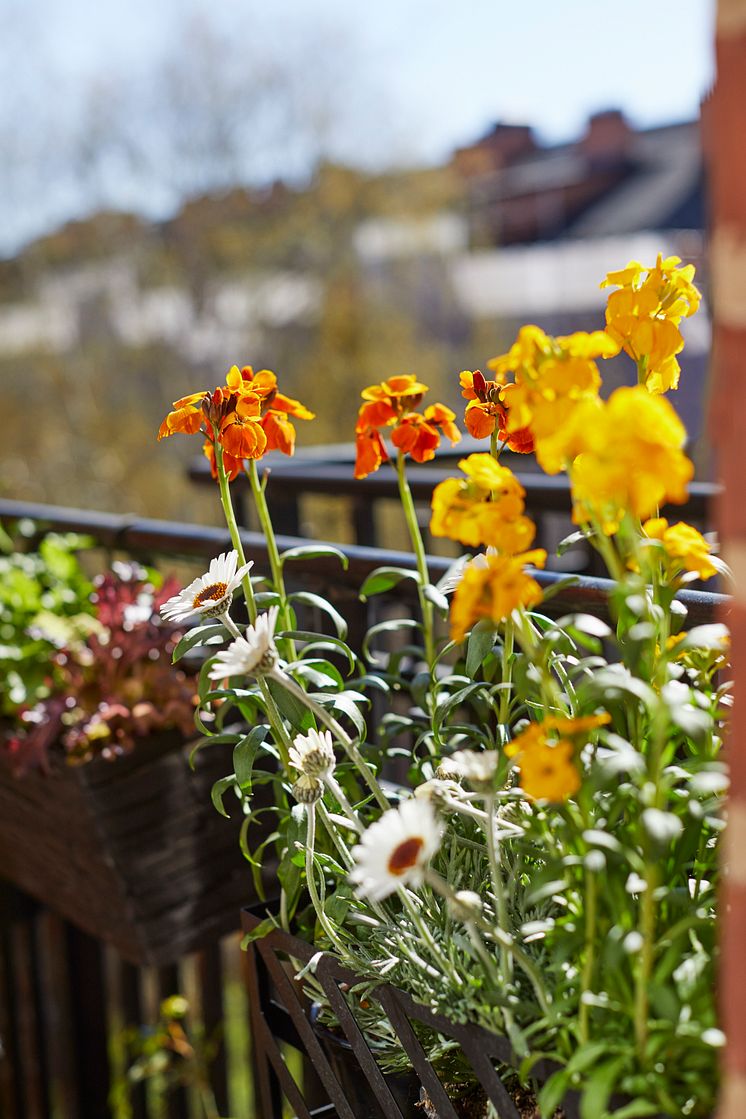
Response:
[292, 775, 324, 804]
[448, 890, 483, 922]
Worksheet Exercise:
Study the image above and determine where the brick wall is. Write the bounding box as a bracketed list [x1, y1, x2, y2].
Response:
[709, 3, 746, 1115]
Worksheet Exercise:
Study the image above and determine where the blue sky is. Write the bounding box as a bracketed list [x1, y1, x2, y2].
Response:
[2, 0, 716, 248]
[24, 0, 715, 153]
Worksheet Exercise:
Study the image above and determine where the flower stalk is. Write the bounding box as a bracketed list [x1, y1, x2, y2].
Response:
[395, 449, 436, 668]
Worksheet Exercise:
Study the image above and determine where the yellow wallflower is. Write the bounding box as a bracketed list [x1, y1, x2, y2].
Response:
[430, 453, 536, 551]
[449, 549, 546, 642]
[643, 518, 718, 580]
[569, 386, 693, 533]
[516, 741, 581, 802]
[486, 327, 616, 475]
[504, 713, 609, 758]
[601, 255, 700, 394]
[504, 721, 582, 801]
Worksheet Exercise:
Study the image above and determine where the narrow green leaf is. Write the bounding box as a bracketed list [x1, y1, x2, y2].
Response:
[579, 1055, 627, 1119]
[240, 916, 277, 946]
[363, 618, 421, 661]
[289, 591, 348, 639]
[280, 630, 357, 673]
[171, 621, 228, 663]
[210, 775, 237, 818]
[359, 566, 420, 600]
[233, 726, 268, 792]
[280, 543, 349, 569]
[538, 1069, 570, 1117]
[466, 620, 498, 677]
[422, 582, 449, 614]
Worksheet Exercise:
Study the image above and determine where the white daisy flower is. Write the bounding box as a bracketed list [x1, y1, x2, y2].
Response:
[289, 728, 336, 780]
[349, 799, 442, 901]
[160, 551, 253, 622]
[208, 606, 281, 681]
[449, 749, 499, 791]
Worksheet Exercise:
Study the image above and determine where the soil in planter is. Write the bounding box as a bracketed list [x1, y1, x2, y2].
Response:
[419, 1082, 566, 1119]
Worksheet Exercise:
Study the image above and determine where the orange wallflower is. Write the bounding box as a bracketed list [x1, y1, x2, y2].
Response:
[460, 371, 534, 453]
[430, 453, 535, 551]
[218, 394, 267, 459]
[236, 366, 315, 455]
[362, 375, 429, 407]
[392, 405, 461, 464]
[642, 518, 718, 581]
[503, 714, 609, 801]
[354, 376, 460, 479]
[159, 364, 314, 482]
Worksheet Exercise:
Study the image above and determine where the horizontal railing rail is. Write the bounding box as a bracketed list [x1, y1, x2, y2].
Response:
[189, 445, 720, 569]
[0, 498, 727, 626]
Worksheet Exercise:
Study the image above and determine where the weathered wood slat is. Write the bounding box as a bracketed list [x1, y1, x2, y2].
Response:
[196, 941, 229, 1116]
[11, 914, 49, 1119]
[37, 911, 80, 1119]
[65, 923, 111, 1119]
[117, 959, 148, 1119]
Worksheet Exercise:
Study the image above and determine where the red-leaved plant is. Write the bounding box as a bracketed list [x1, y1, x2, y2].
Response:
[3, 563, 196, 774]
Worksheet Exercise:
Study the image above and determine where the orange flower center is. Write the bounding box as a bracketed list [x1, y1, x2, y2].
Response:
[387, 836, 424, 876]
[193, 582, 228, 608]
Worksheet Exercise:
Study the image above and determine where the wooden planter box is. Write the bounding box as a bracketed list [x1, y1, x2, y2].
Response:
[241, 908, 683, 1119]
[0, 732, 276, 966]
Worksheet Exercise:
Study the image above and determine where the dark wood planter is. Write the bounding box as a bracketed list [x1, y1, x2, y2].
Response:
[0, 732, 276, 966]
[241, 907, 687, 1119]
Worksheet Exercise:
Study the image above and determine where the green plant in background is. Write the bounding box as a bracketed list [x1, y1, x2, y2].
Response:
[159, 255, 728, 1117]
[110, 996, 232, 1119]
[0, 528, 198, 772]
[0, 525, 96, 721]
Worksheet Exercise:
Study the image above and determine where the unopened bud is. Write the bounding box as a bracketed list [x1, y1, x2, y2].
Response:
[471, 370, 487, 399]
[292, 775, 323, 804]
[448, 890, 483, 922]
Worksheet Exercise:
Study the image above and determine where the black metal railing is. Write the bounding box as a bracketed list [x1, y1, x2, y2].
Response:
[188, 442, 719, 579]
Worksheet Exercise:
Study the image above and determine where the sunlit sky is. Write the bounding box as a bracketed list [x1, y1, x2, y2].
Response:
[27, 0, 716, 150]
[3, 0, 716, 247]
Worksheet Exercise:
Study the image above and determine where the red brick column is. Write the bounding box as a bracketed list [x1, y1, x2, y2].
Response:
[710, 3, 746, 1115]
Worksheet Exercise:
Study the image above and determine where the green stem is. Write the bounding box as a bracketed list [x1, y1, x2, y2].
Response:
[280, 674, 390, 810]
[484, 794, 512, 983]
[395, 450, 435, 669]
[323, 774, 364, 833]
[634, 864, 657, 1057]
[578, 865, 597, 1044]
[213, 444, 296, 771]
[396, 886, 462, 986]
[316, 801, 356, 866]
[197, 1076, 222, 1119]
[245, 459, 297, 660]
[425, 867, 551, 1015]
[636, 355, 649, 386]
[215, 440, 256, 623]
[498, 621, 514, 726]
[305, 804, 348, 955]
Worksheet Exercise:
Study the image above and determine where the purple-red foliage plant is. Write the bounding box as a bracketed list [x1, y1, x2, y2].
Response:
[4, 563, 197, 774]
